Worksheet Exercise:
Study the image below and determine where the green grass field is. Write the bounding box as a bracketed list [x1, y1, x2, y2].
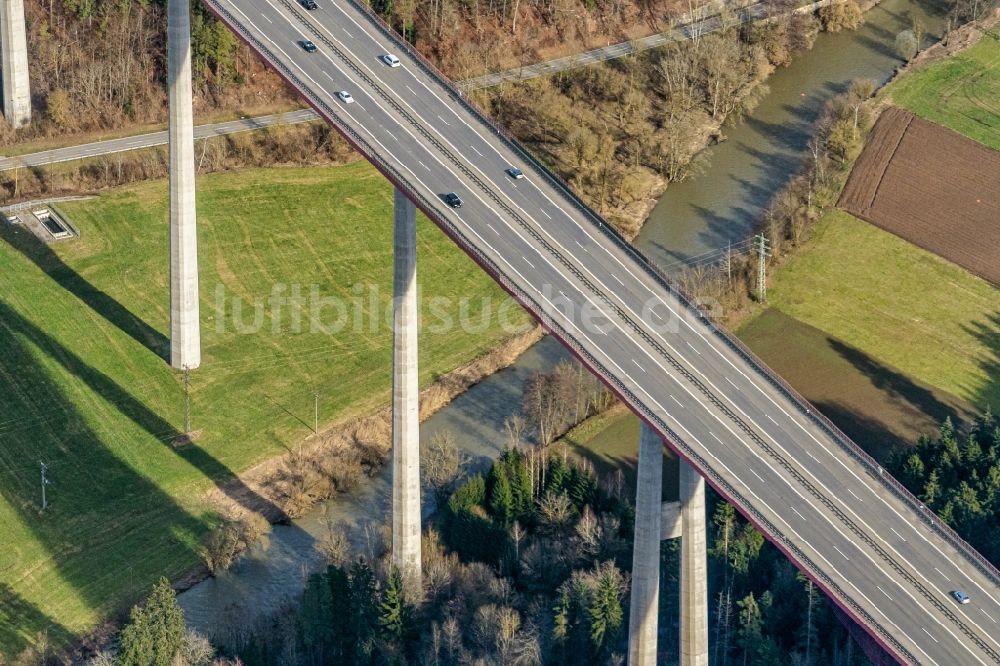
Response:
[761, 210, 999, 411]
[0, 164, 530, 655]
[567, 210, 997, 490]
[887, 31, 1000, 150]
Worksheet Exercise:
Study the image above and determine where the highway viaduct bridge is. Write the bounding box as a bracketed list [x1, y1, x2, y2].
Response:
[4, 0, 1000, 663]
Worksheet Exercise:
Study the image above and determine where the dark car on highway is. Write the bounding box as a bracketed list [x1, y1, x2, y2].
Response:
[301, 0, 318, 9]
[444, 193, 463, 208]
[300, 40, 318, 53]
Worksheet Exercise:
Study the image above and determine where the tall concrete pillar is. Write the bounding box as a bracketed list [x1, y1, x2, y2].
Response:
[628, 422, 663, 666]
[391, 187, 421, 596]
[679, 459, 709, 666]
[1, 0, 32, 128]
[168, 0, 200, 370]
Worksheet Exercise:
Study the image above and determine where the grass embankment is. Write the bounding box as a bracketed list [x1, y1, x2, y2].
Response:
[0, 163, 529, 655]
[887, 31, 1000, 150]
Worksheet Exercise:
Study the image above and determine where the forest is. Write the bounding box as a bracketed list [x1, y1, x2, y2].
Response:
[90, 409, 999, 666]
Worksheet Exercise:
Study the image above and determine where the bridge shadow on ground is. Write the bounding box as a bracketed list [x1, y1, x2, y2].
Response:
[0, 584, 74, 658]
[0, 220, 168, 361]
[738, 309, 976, 461]
[0, 303, 311, 654]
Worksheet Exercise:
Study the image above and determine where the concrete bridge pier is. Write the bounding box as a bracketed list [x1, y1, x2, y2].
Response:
[628, 424, 710, 666]
[168, 0, 200, 370]
[628, 422, 663, 666]
[391, 187, 422, 596]
[679, 458, 709, 666]
[1, 0, 32, 128]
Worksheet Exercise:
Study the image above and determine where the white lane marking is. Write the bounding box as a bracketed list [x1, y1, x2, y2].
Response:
[686, 341, 701, 355]
[471, 145, 484, 157]
[935, 567, 951, 582]
[765, 414, 778, 425]
[343, 28, 352, 37]
[747, 467, 766, 484]
[669, 395, 683, 408]
[405, 84, 416, 95]
[324, 71, 335, 80]
[847, 488, 863, 502]
[487, 223, 500, 235]
[877, 586, 893, 601]
[790, 506, 807, 521]
[262, 13, 272, 22]
[632, 359, 645, 373]
[417, 160, 429, 171]
[242, 5, 1000, 652]
[980, 608, 997, 624]
[890, 527, 907, 542]
[384, 129, 397, 141]
[613, 275, 625, 286]
[806, 451, 819, 462]
[725, 377, 740, 390]
[540, 209, 552, 219]
[436, 115, 450, 126]
[299, 20, 989, 630]
[833, 545, 850, 560]
[921, 627, 939, 644]
[522, 256, 534, 269]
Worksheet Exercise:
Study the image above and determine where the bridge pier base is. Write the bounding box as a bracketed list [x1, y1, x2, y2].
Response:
[628, 422, 663, 666]
[680, 458, 709, 666]
[168, 0, 200, 370]
[1, 0, 31, 128]
[391, 187, 422, 597]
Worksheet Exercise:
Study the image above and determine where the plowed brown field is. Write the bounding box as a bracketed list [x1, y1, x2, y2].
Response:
[839, 106, 1000, 285]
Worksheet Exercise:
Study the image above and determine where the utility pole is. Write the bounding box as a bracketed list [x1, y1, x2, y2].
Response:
[314, 392, 319, 434]
[183, 365, 191, 436]
[755, 234, 770, 302]
[725, 240, 732, 286]
[39, 462, 49, 510]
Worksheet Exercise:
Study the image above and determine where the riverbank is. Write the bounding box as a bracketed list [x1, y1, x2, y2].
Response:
[167, 0, 949, 643]
[578, 9, 998, 469]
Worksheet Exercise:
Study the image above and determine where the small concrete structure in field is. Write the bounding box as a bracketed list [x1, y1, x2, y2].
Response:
[31, 208, 74, 240]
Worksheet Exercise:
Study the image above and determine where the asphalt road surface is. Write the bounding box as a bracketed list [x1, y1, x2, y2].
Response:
[0, 0, 778, 172]
[196, 0, 1000, 663]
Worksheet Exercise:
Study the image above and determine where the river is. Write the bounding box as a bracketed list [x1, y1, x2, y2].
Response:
[178, 0, 945, 637]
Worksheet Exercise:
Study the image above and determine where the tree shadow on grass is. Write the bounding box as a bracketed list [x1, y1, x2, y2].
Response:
[0, 221, 169, 361]
[828, 338, 968, 426]
[963, 311, 1000, 412]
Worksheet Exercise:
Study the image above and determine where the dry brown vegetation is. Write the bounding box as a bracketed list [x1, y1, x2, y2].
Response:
[0, 121, 358, 204]
[677, 78, 880, 321]
[2, 0, 712, 150]
[839, 106, 1000, 285]
[203, 324, 544, 526]
[477, 7, 822, 237]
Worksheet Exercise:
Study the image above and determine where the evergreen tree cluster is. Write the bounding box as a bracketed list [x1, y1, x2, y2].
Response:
[892, 411, 1000, 564]
[117, 578, 186, 666]
[244, 560, 414, 666]
[443, 447, 626, 568]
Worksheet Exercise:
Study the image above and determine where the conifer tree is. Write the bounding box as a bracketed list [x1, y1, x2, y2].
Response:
[118, 578, 185, 666]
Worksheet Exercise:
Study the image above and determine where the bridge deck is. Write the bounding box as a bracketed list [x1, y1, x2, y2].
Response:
[201, 0, 1000, 662]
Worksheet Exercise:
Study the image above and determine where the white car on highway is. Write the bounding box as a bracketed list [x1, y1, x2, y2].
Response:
[336, 91, 354, 104]
[380, 54, 401, 68]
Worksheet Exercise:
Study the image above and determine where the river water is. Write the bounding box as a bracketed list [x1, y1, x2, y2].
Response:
[178, 0, 944, 636]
